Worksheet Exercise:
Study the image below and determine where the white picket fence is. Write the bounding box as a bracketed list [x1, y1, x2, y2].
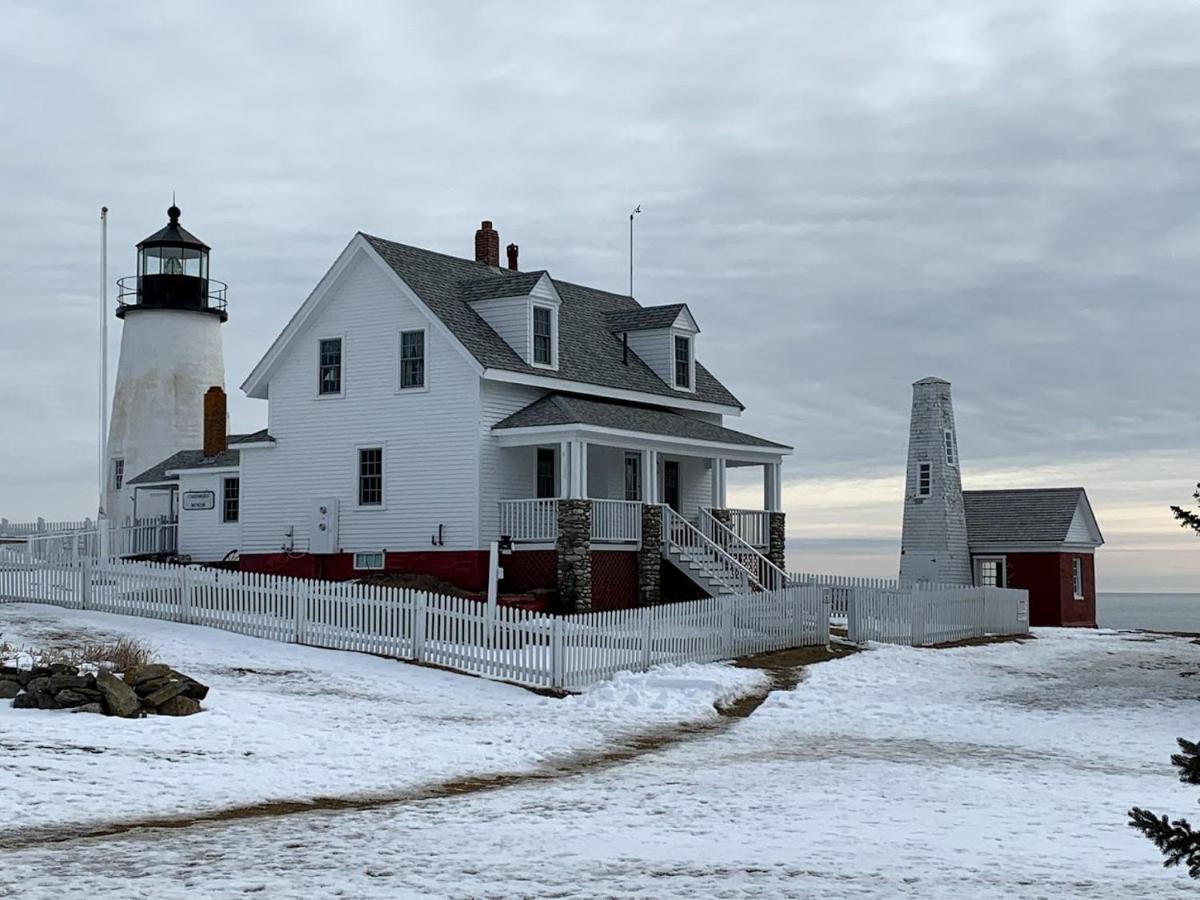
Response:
[0, 518, 92, 537]
[788, 571, 971, 618]
[0, 555, 830, 691]
[19, 520, 178, 563]
[846, 585, 1029, 646]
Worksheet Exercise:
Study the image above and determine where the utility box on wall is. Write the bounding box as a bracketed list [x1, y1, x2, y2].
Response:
[310, 498, 339, 554]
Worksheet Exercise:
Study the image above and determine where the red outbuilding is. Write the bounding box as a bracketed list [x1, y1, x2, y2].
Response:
[963, 487, 1104, 627]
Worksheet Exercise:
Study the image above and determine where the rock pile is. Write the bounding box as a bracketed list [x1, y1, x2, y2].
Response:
[1, 663, 207, 718]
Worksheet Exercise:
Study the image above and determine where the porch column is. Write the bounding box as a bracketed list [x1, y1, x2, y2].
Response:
[642, 448, 658, 503]
[710, 458, 726, 509]
[558, 441, 570, 498]
[764, 462, 782, 512]
[568, 440, 588, 499]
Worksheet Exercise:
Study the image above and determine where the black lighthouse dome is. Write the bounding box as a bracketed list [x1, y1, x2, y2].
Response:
[116, 205, 227, 321]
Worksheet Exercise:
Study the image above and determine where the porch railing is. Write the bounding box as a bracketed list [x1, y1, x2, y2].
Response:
[662, 505, 755, 595]
[726, 508, 770, 548]
[499, 499, 559, 543]
[22, 519, 178, 563]
[591, 499, 641, 544]
[698, 509, 789, 592]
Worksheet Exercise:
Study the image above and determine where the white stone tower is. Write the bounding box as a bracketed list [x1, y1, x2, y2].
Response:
[898, 377, 972, 585]
[105, 205, 227, 524]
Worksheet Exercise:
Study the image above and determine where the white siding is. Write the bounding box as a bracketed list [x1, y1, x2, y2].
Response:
[1066, 500, 1098, 544]
[470, 296, 530, 362]
[176, 470, 241, 562]
[478, 380, 547, 542]
[625, 328, 673, 385]
[662, 454, 712, 520]
[241, 254, 482, 555]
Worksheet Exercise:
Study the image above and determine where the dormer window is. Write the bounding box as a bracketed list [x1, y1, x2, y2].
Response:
[532, 305, 555, 367]
[673, 335, 692, 389]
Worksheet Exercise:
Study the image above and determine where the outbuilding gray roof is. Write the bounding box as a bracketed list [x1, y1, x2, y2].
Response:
[963, 487, 1100, 545]
[126, 431, 271, 486]
[361, 235, 741, 409]
[493, 394, 790, 450]
[604, 304, 691, 334]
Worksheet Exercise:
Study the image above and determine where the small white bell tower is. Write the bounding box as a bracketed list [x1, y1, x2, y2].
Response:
[898, 377, 972, 585]
[105, 205, 228, 524]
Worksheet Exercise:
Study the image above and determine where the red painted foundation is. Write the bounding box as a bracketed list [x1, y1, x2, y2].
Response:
[998, 552, 1096, 627]
[591, 551, 639, 611]
[240, 550, 491, 593]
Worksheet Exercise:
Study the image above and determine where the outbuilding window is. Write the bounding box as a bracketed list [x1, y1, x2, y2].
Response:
[318, 338, 343, 395]
[222, 477, 240, 523]
[918, 463, 931, 497]
[977, 557, 1005, 588]
[358, 447, 383, 506]
[1072, 557, 1084, 599]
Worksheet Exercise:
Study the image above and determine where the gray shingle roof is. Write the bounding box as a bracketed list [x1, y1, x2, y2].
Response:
[458, 271, 547, 303]
[963, 488, 1098, 545]
[126, 432, 270, 486]
[361, 234, 741, 409]
[604, 304, 690, 333]
[493, 394, 789, 450]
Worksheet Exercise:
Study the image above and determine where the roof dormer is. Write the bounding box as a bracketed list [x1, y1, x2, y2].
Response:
[606, 303, 700, 392]
[463, 270, 561, 371]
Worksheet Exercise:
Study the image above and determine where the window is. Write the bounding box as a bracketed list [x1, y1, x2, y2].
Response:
[944, 429, 956, 466]
[1073, 557, 1084, 599]
[222, 477, 240, 523]
[358, 447, 383, 506]
[536, 448, 556, 499]
[111, 458, 124, 491]
[674, 335, 691, 388]
[533, 306, 553, 366]
[918, 463, 931, 497]
[318, 338, 342, 395]
[353, 551, 385, 571]
[624, 452, 641, 501]
[399, 329, 426, 389]
[977, 557, 1004, 588]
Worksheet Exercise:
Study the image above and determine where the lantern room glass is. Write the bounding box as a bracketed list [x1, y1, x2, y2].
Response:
[139, 245, 208, 280]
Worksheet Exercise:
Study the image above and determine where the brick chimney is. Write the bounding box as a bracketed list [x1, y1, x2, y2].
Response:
[203, 386, 227, 457]
[474, 220, 500, 267]
[506, 243, 519, 271]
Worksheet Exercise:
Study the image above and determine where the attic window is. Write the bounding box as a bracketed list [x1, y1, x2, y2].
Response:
[918, 463, 931, 497]
[673, 335, 692, 389]
[532, 306, 554, 367]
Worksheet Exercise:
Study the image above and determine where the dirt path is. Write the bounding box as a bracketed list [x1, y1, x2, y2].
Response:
[0, 644, 859, 851]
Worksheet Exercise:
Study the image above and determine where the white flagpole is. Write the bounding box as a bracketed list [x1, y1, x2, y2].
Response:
[98, 206, 110, 562]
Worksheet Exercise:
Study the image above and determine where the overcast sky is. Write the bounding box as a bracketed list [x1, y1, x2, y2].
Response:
[1, 1, 1196, 590]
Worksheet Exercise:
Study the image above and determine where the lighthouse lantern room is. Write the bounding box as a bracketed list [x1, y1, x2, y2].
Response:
[105, 205, 229, 526]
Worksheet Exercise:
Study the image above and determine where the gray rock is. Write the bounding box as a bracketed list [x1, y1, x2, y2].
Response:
[53, 689, 92, 708]
[123, 664, 171, 687]
[72, 702, 105, 715]
[155, 694, 202, 716]
[95, 671, 140, 718]
[48, 673, 94, 693]
[11, 692, 37, 709]
[133, 675, 172, 697]
[144, 679, 190, 708]
[23, 676, 52, 698]
[47, 663, 78, 676]
[182, 679, 209, 702]
[0, 665, 23, 682]
[18, 667, 51, 686]
[0, 681, 20, 700]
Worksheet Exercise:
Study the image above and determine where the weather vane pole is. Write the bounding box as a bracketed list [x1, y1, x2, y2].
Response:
[629, 205, 641, 297]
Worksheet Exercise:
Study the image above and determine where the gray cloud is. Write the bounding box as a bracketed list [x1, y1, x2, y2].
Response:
[1, 1, 1196, 586]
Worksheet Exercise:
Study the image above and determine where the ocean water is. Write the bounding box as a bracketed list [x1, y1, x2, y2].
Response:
[1097, 593, 1200, 633]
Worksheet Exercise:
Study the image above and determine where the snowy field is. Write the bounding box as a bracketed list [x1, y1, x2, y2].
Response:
[1, 604, 1198, 898]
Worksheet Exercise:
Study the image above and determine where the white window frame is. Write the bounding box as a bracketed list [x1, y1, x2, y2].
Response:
[111, 458, 125, 491]
[316, 335, 345, 399]
[1072, 556, 1084, 599]
[944, 429, 957, 466]
[397, 327, 428, 392]
[355, 445, 386, 510]
[530, 303, 557, 370]
[353, 550, 386, 571]
[221, 477, 240, 524]
[917, 463, 932, 497]
[672, 332, 695, 392]
[975, 555, 1005, 588]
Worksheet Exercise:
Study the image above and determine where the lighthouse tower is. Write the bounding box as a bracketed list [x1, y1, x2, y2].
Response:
[898, 377, 972, 585]
[105, 205, 228, 524]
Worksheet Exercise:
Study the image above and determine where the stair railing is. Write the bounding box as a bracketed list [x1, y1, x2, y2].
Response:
[698, 509, 791, 592]
[661, 505, 758, 594]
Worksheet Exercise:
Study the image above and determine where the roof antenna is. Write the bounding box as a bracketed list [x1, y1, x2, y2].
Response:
[628, 205, 641, 297]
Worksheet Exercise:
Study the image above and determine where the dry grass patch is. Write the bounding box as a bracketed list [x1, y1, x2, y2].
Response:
[1, 635, 157, 671]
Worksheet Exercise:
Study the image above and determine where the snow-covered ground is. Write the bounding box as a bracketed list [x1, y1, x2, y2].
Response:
[1, 603, 1197, 898]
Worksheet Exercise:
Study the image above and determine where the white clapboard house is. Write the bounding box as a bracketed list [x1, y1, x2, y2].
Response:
[128, 221, 792, 611]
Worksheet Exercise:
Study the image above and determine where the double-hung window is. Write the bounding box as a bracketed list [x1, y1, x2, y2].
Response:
[944, 430, 956, 466]
[358, 447, 383, 507]
[674, 335, 691, 389]
[111, 458, 124, 491]
[918, 463, 931, 497]
[399, 329, 426, 390]
[222, 477, 240, 523]
[318, 338, 343, 396]
[1072, 557, 1084, 599]
[977, 557, 1003, 588]
[536, 448, 556, 499]
[533, 306, 553, 366]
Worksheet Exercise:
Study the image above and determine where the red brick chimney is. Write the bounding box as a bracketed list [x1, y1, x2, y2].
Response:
[203, 386, 227, 457]
[474, 220, 500, 267]
[506, 243, 519, 271]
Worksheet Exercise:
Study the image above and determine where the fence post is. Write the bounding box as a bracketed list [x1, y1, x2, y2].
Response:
[551, 616, 564, 690]
[178, 568, 193, 624]
[846, 587, 859, 644]
[294, 582, 309, 644]
[721, 594, 734, 658]
[640, 606, 652, 670]
[80, 557, 92, 610]
[412, 591, 427, 662]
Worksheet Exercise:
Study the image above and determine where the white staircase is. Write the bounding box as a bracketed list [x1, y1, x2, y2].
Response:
[697, 509, 791, 592]
[661, 506, 757, 597]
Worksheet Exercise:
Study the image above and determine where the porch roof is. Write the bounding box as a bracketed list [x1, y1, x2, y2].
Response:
[493, 394, 791, 452]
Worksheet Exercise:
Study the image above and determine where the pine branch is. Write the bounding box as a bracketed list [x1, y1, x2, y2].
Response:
[1171, 484, 1200, 536]
[1173, 738, 1200, 786]
[1129, 808, 1200, 878]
